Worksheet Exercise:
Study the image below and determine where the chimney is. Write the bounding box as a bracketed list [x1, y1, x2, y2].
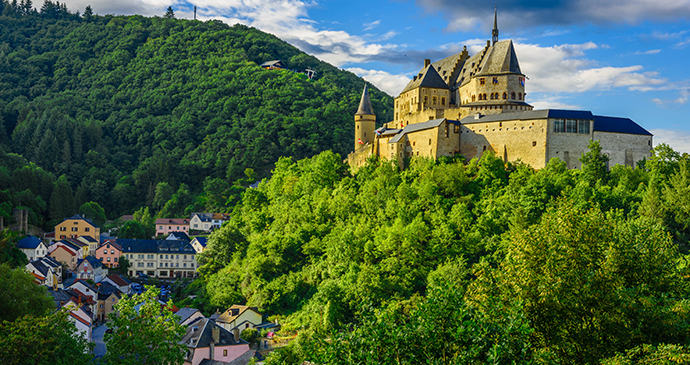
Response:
[233, 328, 240, 343]
[474, 113, 481, 120]
[424, 59, 430, 68]
[212, 326, 220, 344]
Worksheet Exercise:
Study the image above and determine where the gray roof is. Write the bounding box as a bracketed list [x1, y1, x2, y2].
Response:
[181, 318, 247, 349]
[175, 307, 201, 324]
[64, 214, 99, 228]
[476, 40, 522, 76]
[430, 51, 467, 88]
[401, 64, 448, 94]
[355, 84, 374, 115]
[389, 118, 450, 143]
[594, 115, 652, 136]
[459, 109, 594, 124]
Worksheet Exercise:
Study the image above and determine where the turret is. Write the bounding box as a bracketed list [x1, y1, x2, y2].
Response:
[354, 84, 376, 151]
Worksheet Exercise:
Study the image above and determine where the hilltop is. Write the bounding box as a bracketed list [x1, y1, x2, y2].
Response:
[0, 3, 393, 225]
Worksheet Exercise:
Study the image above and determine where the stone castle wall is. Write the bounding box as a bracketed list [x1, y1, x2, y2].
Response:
[594, 132, 653, 168]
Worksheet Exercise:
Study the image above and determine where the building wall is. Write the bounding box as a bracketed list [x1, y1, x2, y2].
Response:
[460, 118, 549, 168]
[594, 132, 653, 168]
[190, 216, 212, 232]
[156, 221, 190, 236]
[50, 247, 77, 270]
[545, 119, 594, 169]
[20, 243, 47, 262]
[211, 344, 250, 364]
[96, 243, 122, 268]
[125, 251, 197, 278]
[354, 114, 376, 150]
[56, 219, 100, 242]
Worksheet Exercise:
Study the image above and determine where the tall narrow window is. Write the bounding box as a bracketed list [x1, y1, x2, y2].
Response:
[511, 92, 516, 100]
[554, 119, 565, 133]
[578, 120, 590, 134]
[566, 119, 577, 133]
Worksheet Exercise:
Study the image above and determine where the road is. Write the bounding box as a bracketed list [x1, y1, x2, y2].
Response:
[92, 323, 107, 358]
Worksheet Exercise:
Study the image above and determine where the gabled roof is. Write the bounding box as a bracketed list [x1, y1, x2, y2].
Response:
[401, 64, 448, 94]
[355, 84, 374, 116]
[97, 241, 122, 251]
[40, 256, 61, 268]
[217, 305, 262, 324]
[69, 311, 90, 326]
[52, 244, 77, 256]
[167, 232, 191, 242]
[97, 282, 122, 300]
[593, 115, 652, 136]
[181, 318, 247, 349]
[62, 214, 99, 228]
[476, 40, 522, 76]
[79, 235, 98, 243]
[106, 274, 131, 287]
[191, 213, 213, 222]
[155, 218, 190, 225]
[28, 260, 50, 277]
[70, 279, 98, 294]
[260, 60, 286, 68]
[77, 255, 104, 270]
[192, 237, 208, 248]
[389, 118, 452, 143]
[175, 307, 201, 324]
[17, 235, 44, 249]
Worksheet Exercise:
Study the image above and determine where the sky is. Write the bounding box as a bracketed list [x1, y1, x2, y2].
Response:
[56, 0, 690, 152]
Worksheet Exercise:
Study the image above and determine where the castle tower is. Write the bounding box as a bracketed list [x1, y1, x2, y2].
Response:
[354, 84, 376, 151]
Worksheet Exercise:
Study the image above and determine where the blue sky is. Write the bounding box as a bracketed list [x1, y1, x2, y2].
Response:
[59, 0, 690, 152]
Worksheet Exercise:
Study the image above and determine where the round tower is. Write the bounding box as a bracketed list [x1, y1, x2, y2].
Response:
[354, 84, 376, 151]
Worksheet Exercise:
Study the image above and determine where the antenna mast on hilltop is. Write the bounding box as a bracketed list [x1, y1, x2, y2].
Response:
[194, 5, 197, 20]
[492, 4, 499, 45]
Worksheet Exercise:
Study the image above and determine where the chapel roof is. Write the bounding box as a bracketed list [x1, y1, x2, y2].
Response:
[400, 64, 448, 94]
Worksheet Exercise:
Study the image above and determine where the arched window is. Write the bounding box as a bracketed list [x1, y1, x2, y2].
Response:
[472, 94, 476, 102]
[511, 92, 516, 100]
[483, 93, 487, 100]
[489, 93, 494, 100]
[503, 92, 507, 100]
[518, 93, 522, 100]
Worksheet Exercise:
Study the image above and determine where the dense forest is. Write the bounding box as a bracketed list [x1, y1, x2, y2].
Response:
[0, 2, 393, 229]
[194, 143, 690, 364]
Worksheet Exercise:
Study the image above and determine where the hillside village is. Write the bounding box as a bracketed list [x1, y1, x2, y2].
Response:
[12, 211, 280, 364]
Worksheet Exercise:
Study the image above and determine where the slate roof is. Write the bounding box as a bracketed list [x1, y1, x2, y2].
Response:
[401, 64, 448, 94]
[158, 240, 195, 253]
[389, 118, 454, 143]
[192, 237, 208, 248]
[192, 213, 213, 222]
[429, 51, 467, 88]
[476, 40, 522, 76]
[181, 318, 248, 349]
[63, 214, 99, 228]
[168, 232, 191, 242]
[118, 239, 159, 253]
[70, 279, 98, 293]
[355, 84, 374, 115]
[217, 305, 262, 325]
[47, 288, 73, 309]
[459, 109, 595, 124]
[97, 241, 122, 251]
[593, 115, 652, 136]
[40, 256, 61, 268]
[97, 282, 122, 300]
[175, 307, 201, 324]
[29, 260, 50, 277]
[17, 235, 43, 249]
[79, 235, 98, 243]
[77, 255, 104, 270]
[52, 244, 77, 256]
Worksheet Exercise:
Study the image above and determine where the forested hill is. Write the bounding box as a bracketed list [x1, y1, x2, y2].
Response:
[0, 2, 393, 225]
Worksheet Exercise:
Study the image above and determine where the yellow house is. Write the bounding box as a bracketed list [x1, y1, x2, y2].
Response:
[215, 305, 263, 332]
[56, 214, 100, 242]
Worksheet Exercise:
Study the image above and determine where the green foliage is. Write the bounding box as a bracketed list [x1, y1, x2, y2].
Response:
[118, 220, 147, 239]
[0, 230, 27, 268]
[103, 285, 186, 365]
[0, 308, 94, 365]
[78, 201, 106, 227]
[0, 263, 53, 322]
[117, 256, 131, 274]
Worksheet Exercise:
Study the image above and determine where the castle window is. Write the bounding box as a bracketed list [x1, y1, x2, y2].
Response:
[472, 95, 476, 102]
[424, 96, 428, 104]
[511, 92, 516, 100]
[532, 141, 537, 147]
[518, 93, 522, 100]
[480, 78, 485, 85]
[441, 97, 445, 105]
[357, 125, 359, 130]
[503, 93, 507, 100]
[483, 93, 487, 100]
[454, 125, 459, 133]
[429, 139, 432, 145]
[432, 97, 437, 105]
[490, 93, 494, 100]
[554, 119, 565, 133]
[483, 145, 487, 151]
[578, 120, 590, 134]
[499, 122, 502, 127]
[566, 119, 577, 133]
[493, 77, 498, 84]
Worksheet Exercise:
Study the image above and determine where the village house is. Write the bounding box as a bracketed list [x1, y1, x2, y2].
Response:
[26, 258, 60, 289]
[191, 237, 208, 253]
[77, 235, 100, 256]
[49, 244, 79, 270]
[215, 305, 263, 332]
[176, 307, 205, 326]
[119, 239, 197, 278]
[181, 318, 251, 365]
[101, 274, 131, 294]
[95, 241, 122, 268]
[75, 255, 107, 283]
[167, 231, 191, 242]
[96, 281, 122, 322]
[156, 218, 190, 237]
[64, 298, 93, 342]
[16, 235, 48, 262]
[67, 280, 99, 320]
[55, 214, 100, 242]
[190, 213, 230, 232]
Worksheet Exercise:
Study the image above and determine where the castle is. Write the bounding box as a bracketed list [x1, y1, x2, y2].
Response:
[348, 8, 652, 170]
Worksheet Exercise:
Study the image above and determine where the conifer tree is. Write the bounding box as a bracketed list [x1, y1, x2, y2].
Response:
[49, 175, 75, 221]
[164, 6, 174, 19]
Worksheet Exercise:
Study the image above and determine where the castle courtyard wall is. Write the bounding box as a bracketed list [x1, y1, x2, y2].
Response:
[545, 119, 594, 169]
[594, 132, 653, 168]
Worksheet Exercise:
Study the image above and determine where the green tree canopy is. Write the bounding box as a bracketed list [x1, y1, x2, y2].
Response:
[0, 263, 53, 322]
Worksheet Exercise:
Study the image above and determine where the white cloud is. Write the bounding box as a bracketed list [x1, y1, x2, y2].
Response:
[346, 67, 411, 96]
[652, 88, 690, 107]
[529, 95, 582, 110]
[650, 129, 690, 153]
[363, 20, 381, 31]
[630, 49, 661, 55]
[516, 42, 665, 94]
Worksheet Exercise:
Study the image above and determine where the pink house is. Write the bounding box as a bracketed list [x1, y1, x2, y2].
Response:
[96, 242, 122, 268]
[181, 318, 251, 365]
[155, 218, 190, 237]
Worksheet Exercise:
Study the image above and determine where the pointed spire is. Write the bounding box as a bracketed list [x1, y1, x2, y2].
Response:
[356, 83, 374, 115]
[492, 4, 499, 45]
